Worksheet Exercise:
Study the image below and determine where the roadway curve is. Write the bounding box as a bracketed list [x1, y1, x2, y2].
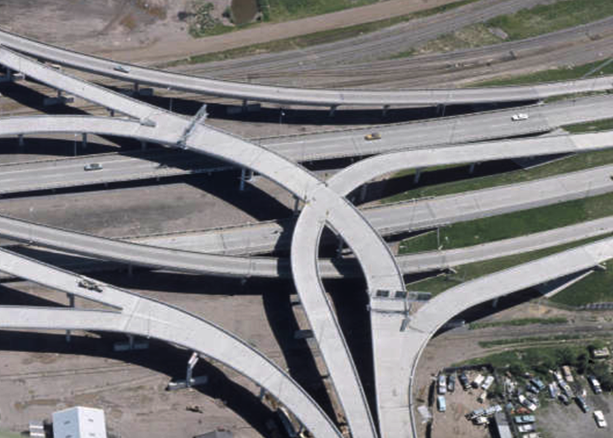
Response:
[293, 130, 613, 437]
[0, 46, 387, 438]
[1, 30, 613, 107]
[405, 236, 613, 437]
[0, 248, 343, 438]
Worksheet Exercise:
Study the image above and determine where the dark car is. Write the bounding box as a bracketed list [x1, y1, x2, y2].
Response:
[559, 394, 570, 405]
[459, 372, 470, 390]
[447, 374, 456, 392]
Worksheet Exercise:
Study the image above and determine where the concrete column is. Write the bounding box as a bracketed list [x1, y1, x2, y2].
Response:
[239, 168, 247, 191]
[66, 293, 75, 343]
[127, 265, 133, 276]
[242, 99, 248, 113]
[293, 196, 301, 215]
[413, 168, 423, 184]
[186, 352, 199, 387]
[108, 109, 115, 117]
[141, 140, 147, 150]
[336, 236, 344, 257]
[359, 184, 368, 202]
[382, 105, 390, 117]
[329, 105, 338, 117]
[469, 162, 477, 174]
[18, 134, 24, 147]
[81, 133, 87, 149]
[492, 297, 499, 308]
[134, 82, 139, 94]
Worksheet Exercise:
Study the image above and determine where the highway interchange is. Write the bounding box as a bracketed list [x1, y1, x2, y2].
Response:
[1, 6, 613, 438]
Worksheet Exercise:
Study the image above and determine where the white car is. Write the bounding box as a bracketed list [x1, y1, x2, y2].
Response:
[84, 163, 103, 171]
[114, 64, 131, 73]
[594, 410, 607, 428]
[511, 113, 529, 121]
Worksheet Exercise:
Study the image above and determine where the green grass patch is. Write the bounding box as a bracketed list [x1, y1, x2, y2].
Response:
[165, 0, 480, 66]
[550, 261, 613, 306]
[0, 430, 23, 438]
[469, 317, 568, 330]
[487, 0, 613, 41]
[564, 118, 613, 134]
[400, 193, 613, 254]
[264, 0, 378, 23]
[473, 59, 613, 86]
[406, 234, 611, 295]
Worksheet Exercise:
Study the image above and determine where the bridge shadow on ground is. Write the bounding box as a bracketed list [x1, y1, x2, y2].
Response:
[0, 283, 285, 437]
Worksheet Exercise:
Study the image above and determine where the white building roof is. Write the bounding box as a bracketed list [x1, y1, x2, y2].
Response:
[53, 406, 107, 438]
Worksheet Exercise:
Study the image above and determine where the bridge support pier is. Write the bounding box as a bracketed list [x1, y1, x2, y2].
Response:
[382, 105, 390, 117]
[141, 140, 147, 150]
[167, 352, 208, 390]
[127, 265, 133, 277]
[359, 184, 368, 202]
[329, 105, 338, 118]
[293, 196, 301, 215]
[469, 162, 477, 174]
[108, 108, 115, 117]
[436, 103, 446, 117]
[336, 235, 344, 257]
[82, 133, 88, 149]
[66, 293, 75, 343]
[492, 297, 499, 308]
[18, 134, 24, 148]
[414, 168, 423, 184]
[239, 168, 253, 191]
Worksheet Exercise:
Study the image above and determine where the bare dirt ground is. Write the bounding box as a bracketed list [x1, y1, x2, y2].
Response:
[0, 0, 462, 64]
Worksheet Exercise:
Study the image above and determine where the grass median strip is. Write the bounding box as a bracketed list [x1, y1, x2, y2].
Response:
[400, 193, 613, 254]
[550, 261, 613, 306]
[405, 233, 613, 295]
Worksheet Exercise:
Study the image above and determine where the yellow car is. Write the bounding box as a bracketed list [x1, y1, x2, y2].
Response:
[364, 132, 382, 141]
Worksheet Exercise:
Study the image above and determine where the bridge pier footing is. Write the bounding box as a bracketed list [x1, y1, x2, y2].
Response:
[167, 352, 208, 390]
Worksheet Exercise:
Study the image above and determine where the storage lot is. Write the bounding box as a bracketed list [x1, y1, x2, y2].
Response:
[537, 392, 612, 438]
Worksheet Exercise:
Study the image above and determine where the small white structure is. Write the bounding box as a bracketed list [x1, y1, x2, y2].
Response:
[52, 407, 107, 438]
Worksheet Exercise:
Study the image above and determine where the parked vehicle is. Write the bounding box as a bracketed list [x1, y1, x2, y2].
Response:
[459, 372, 470, 390]
[594, 410, 608, 428]
[514, 415, 536, 424]
[518, 394, 537, 411]
[477, 391, 487, 403]
[526, 383, 539, 394]
[548, 383, 558, 398]
[576, 396, 590, 413]
[473, 416, 488, 425]
[558, 394, 570, 405]
[588, 375, 603, 394]
[447, 374, 456, 392]
[530, 378, 546, 392]
[437, 395, 446, 412]
[482, 375, 495, 390]
[518, 424, 536, 433]
[472, 374, 485, 388]
[562, 365, 574, 383]
[438, 374, 447, 394]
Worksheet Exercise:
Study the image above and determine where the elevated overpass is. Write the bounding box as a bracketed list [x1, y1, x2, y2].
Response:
[1, 94, 612, 195]
[0, 247, 344, 438]
[0, 44, 385, 438]
[1, 29, 612, 108]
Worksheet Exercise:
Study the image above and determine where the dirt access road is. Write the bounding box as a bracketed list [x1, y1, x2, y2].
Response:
[0, 0, 462, 64]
